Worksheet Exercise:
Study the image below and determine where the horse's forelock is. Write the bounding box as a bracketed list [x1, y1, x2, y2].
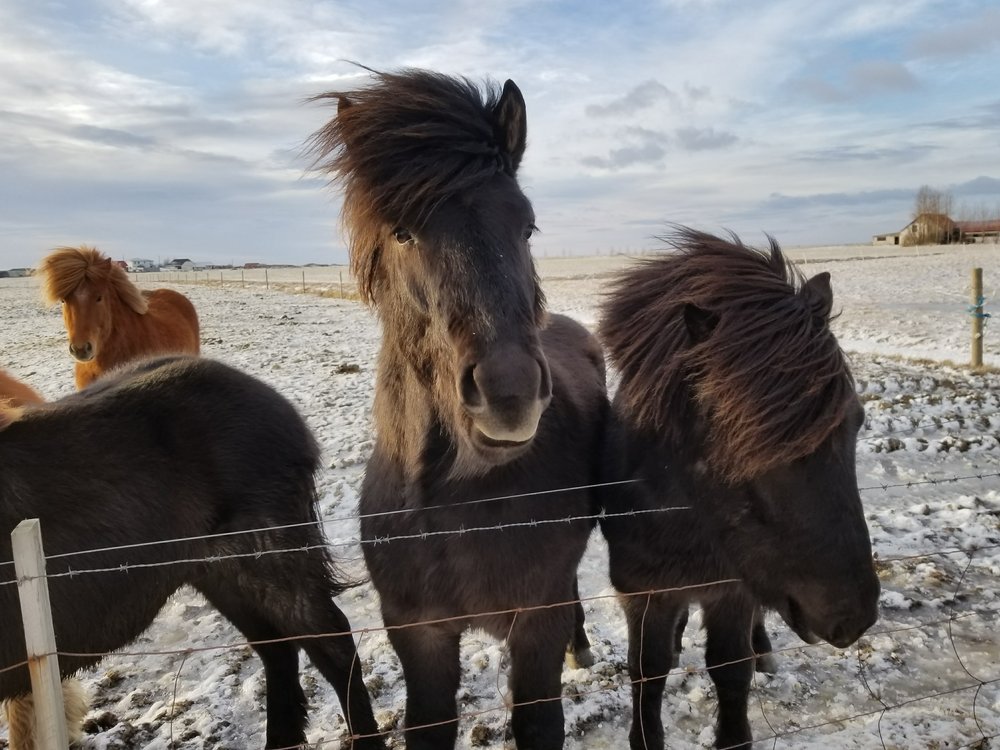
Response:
[308, 70, 512, 304]
[602, 228, 852, 482]
[38, 245, 148, 314]
[38, 245, 98, 304]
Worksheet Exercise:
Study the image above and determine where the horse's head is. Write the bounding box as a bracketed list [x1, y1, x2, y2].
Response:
[38, 246, 148, 364]
[311, 71, 550, 468]
[61, 273, 111, 362]
[603, 230, 880, 648]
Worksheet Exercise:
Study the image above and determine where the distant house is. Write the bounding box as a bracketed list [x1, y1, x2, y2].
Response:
[956, 220, 1000, 244]
[873, 213, 959, 246]
[6, 268, 32, 278]
[161, 258, 194, 272]
[127, 258, 158, 272]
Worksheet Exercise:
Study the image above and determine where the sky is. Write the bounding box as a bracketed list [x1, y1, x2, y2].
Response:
[1, 0, 998, 269]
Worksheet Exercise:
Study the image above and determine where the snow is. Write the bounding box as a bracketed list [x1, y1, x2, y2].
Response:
[1, 242, 999, 749]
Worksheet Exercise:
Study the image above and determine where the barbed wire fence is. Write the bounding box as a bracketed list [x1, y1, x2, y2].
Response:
[1, 260, 998, 746]
[4, 453, 998, 749]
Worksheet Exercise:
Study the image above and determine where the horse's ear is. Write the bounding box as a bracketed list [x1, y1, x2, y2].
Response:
[683, 303, 719, 345]
[337, 96, 353, 114]
[495, 79, 527, 173]
[801, 271, 833, 321]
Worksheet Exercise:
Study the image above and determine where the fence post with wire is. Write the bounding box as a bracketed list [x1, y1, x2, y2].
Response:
[11, 518, 69, 748]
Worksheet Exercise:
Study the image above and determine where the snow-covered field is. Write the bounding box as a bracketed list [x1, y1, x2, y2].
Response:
[1, 242, 999, 749]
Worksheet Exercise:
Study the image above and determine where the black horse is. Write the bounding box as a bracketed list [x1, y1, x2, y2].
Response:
[599, 229, 880, 750]
[0, 356, 383, 750]
[309, 70, 607, 749]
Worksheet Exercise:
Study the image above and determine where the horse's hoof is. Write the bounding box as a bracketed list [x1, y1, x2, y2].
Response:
[565, 647, 595, 669]
[755, 652, 778, 674]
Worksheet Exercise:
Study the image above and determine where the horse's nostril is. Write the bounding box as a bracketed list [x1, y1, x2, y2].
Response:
[459, 363, 484, 411]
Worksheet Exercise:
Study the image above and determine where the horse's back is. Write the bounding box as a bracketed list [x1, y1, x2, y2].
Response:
[144, 288, 200, 354]
[541, 313, 607, 408]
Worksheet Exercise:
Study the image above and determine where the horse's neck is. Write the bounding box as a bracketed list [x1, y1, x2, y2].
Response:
[372, 315, 450, 475]
[98, 300, 147, 365]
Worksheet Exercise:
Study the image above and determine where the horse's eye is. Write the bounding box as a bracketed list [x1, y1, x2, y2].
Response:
[95, 295, 103, 302]
[523, 224, 538, 241]
[392, 228, 414, 245]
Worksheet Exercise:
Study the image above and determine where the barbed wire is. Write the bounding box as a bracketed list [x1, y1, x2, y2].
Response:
[0, 468, 994, 584]
[14, 602, 989, 749]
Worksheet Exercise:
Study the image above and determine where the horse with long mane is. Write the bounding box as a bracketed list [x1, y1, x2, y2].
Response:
[0, 356, 382, 749]
[309, 69, 608, 749]
[598, 229, 880, 750]
[37, 246, 200, 389]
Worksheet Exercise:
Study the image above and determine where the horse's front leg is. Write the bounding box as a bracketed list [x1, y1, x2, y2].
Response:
[702, 595, 756, 750]
[565, 577, 595, 669]
[508, 607, 572, 750]
[622, 592, 686, 750]
[387, 621, 462, 750]
[751, 606, 778, 674]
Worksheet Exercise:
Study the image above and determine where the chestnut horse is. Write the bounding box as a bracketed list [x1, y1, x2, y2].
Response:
[0, 369, 44, 407]
[0, 356, 383, 749]
[37, 246, 200, 389]
[309, 70, 608, 749]
[599, 229, 880, 749]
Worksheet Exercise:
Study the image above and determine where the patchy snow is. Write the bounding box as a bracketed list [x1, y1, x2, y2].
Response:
[1, 242, 999, 749]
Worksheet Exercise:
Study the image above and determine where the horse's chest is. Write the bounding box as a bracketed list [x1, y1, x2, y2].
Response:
[360, 462, 593, 612]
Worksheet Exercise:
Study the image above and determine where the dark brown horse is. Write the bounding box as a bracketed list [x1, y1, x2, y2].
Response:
[0, 370, 88, 750]
[599, 229, 880, 750]
[309, 70, 607, 749]
[37, 246, 200, 389]
[0, 356, 383, 749]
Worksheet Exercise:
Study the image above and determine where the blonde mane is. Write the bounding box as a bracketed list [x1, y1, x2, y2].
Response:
[37, 246, 148, 314]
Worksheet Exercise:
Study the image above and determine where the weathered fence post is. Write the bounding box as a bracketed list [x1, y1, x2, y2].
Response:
[971, 267, 984, 367]
[265, 268, 269, 291]
[302, 270, 306, 293]
[12, 519, 69, 749]
[339, 271, 344, 299]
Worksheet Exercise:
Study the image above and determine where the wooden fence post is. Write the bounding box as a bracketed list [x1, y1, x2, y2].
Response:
[339, 272, 344, 299]
[265, 269, 269, 291]
[971, 267, 984, 367]
[12, 519, 69, 749]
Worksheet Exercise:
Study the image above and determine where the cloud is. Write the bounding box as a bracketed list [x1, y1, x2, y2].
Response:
[675, 126, 737, 151]
[760, 187, 916, 211]
[794, 144, 938, 163]
[909, 8, 1000, 60]
[581, 142, 667, 170]
[70, 125, 157, 149]
[849, 61, 919, 94]
[951, 176, 1000, 196]
[585, 80, 679, 117]
[786, 60, 919, 103]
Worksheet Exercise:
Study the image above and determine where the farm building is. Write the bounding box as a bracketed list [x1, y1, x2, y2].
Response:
[127, 258, 158, 272]
[875, 214, 1000, 246]
[161, 258, 194, 271]
[956, 219, 1000, 243]
[872, 213, 958, 246]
